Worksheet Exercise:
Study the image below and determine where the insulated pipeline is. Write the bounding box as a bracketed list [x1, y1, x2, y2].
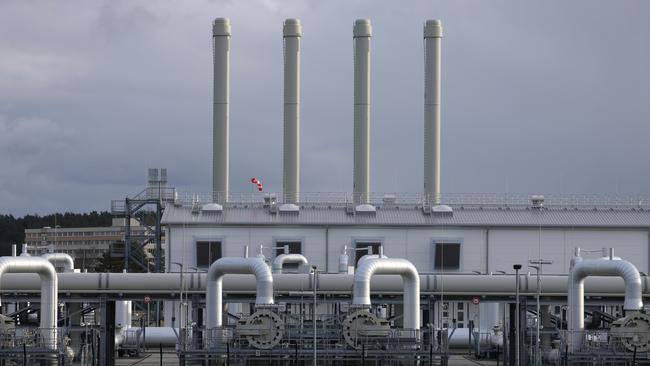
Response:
[353, 257, 420, 330]
[0, 256, 59, 350]
[206, 257, 274, 329]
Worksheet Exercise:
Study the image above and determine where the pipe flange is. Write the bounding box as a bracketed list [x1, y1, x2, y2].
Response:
[244, 309, 284, 350]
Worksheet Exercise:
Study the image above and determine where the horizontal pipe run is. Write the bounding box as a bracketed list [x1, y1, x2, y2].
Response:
[1, 272, 647, 298]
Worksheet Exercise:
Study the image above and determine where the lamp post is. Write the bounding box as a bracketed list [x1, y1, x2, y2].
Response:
[513, 264, 522, 366]
[311, 265, 318, 365]
[529, 259, 553, 366]
[171, 262, 186, 340]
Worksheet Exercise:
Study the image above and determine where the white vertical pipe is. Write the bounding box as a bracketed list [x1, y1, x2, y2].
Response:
[353, 19, 372, 204]
[568, 254, 643, 352]
[206, 257, 274, 330]
[352, 257, 420, 331]
[0, 257, 58, 350]
[283, 19, 302, 204]
[116, 300, 132, 330]
[423, 20, 443, 205]
[213, 18, 231, 203]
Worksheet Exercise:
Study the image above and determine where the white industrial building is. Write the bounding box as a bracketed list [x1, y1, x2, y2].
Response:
[159, 16, 650, 347]
[162, 194, 650, 328]
[163, 196, 650, 277]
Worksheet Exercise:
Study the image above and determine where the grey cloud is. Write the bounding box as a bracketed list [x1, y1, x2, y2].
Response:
[0, 0, 649, 216]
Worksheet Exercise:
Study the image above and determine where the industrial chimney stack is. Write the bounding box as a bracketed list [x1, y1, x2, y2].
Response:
[423, 20, 442, 205]
[213, 18, 231, 203]
[283, 19, 302, 204]
[353, 19, 372, 204]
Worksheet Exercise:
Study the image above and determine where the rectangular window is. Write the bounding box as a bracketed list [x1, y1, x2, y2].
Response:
[433, 242, 461, 270]
[354, 242, 382, 266]
[196, 241, 222, 267]
[275, 241, 302, 272]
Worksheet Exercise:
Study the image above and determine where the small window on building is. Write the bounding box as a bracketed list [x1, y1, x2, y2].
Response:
[354, 242, 382, 266]
[433, 242, 461, 271]
[196, 241, 222, 267]
[275, 241, 302, 272]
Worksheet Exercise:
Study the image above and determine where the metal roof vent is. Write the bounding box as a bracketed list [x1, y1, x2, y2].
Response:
[278, 203, 300, 213]
[191, 194, 201, 214]
[530, 195, 545, 209]
[431, 204, 453, 216]
[173, 190, 182, 206]
[355, 204, 376, 214]
[202, 203, 223, 213]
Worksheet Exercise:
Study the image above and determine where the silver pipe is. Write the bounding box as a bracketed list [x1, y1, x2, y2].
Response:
[212, 17, 231, 203]
[353, 19, 371, 204]
[116, 300, 132, 330]
[0, 272, 646, 297]
[206, 257, 274, 329]
[114, 298, 132, 346]
[42, 253, 75, 272]
[272, 253, 308, 274]
[423, 20, 442, 205]
[568, 250, 643, 352]
[352, 258, 420, 330]
[139, 327, 180, 346]
[11, 244, 16, 257]
[0, 256, 58, 349]
[283, 18, 301, 204]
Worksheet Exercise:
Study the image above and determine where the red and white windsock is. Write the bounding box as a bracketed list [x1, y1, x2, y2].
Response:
[251, 177, 263, 192]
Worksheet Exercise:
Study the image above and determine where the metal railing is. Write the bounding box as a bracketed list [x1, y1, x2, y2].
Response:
[182, 318, 447, 364]
[173, 191, 650, 210]
[0, 327, 67, 364]
[558, 329, 650, 364]
[111, 187, 177, 214]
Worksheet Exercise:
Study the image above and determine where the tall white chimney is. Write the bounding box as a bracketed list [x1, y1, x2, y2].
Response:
[212, 18, 231, 203]
[353, 19, 372, 204]
[283, 19, 302, 204]
[424, 20, 442, 205]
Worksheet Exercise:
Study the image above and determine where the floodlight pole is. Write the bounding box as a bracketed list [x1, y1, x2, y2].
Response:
[513, 264, 522, 366]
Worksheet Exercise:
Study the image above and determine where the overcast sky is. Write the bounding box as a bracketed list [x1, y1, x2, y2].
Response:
[1, 0, 649, 216]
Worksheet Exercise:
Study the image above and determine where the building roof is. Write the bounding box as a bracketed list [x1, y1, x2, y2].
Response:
[161, 196, 650, 228]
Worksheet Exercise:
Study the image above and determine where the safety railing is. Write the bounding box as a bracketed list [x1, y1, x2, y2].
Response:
[0, 327, 62, 350]
[173, 191, 650, 210]
[558, 329, 650, 364]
